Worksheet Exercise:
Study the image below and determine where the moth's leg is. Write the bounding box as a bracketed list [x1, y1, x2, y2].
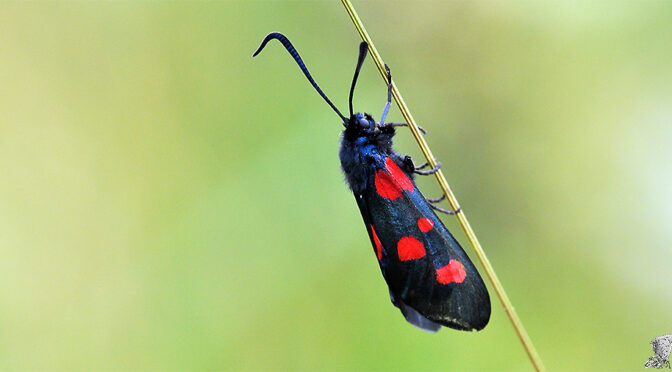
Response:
[401, 155, 416, 174]
[428, 202, 462, 215]
[426, 194, 461, 215]
[380, 122, 427, 135]
[426, 194, 445, 203]
[414, 161, 441, 175]
[379, 64, 392, 125]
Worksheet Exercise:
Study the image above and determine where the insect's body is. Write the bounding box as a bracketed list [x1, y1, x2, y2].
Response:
[254, 32, 490, 332]
[340, 113, 490, 331]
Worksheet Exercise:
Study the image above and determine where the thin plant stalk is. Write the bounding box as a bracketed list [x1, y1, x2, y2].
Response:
[340, 1, 545, 371]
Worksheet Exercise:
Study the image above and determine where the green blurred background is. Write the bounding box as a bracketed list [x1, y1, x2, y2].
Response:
[1, 1, 671, 370]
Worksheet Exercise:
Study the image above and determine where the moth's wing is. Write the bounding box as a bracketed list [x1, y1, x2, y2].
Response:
[356, 195, 441, 332]
[356, 157, 490, 331]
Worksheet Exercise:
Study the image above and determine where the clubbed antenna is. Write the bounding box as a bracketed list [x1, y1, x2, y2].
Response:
[253, 32, 347, 122]
[348, 42, 369, 118]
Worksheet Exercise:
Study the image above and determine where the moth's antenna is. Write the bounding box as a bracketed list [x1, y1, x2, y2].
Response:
[348, 42, 369, 118]
[253, 32, 347, 122]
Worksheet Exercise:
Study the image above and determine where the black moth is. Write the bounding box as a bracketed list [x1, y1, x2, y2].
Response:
[254, 32, 490, 332]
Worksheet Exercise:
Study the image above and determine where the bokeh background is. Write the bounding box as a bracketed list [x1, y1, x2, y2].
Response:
[1, 1, 671, 370]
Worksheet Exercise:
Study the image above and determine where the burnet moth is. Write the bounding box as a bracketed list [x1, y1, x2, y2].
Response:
[254, 32, 490, 332]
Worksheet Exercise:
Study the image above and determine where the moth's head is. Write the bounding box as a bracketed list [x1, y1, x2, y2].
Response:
[348, 112, 376, 133]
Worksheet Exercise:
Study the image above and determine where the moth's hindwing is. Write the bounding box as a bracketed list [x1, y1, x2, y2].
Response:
[356, 157, 491, 331]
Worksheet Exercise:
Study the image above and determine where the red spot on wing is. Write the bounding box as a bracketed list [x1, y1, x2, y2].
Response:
[417, 218, 434, 232]
[374, 169, 402, 200]
[385, 158, 413, 192]
[370, 224, 383, 260]
[436, 259, 466, 284]
[397, 236, 426, 261]
[374, 158, 414, 200]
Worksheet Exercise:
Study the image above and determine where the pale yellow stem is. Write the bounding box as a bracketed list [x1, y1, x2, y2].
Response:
[340, 1, 545, 371]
